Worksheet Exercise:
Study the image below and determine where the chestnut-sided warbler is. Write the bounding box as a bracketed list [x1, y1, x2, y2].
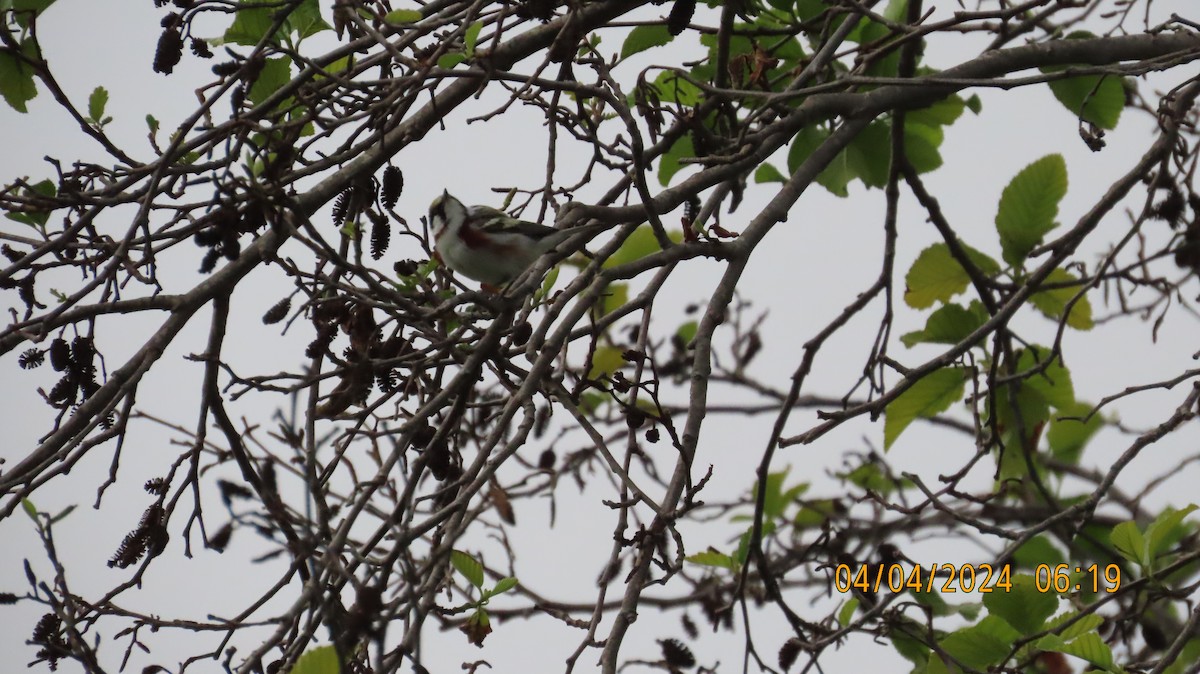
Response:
[429, 191, 604, 289]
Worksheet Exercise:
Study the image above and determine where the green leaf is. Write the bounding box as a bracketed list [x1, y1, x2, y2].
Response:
[0, 40, 37, 113]
[1041, 35, 1125, 131]
[754, 163, 786, 184]
[965, 94, 983, 114]
[490, 577, 518, 596]
[289, 645, 340, 674]
[595, 282, 628, 318]
[451, 550, 485, 588]
[938, 616, 1019, 670]
[884, 367, 966, 449]
[10, 0, 56, 29]
[1014, 347, 1075, 411]
[1047, 401, 1103, 464]
[1145, 504, 1197, 565]
[904, 121, 944, 174]
[463, 21, 482, 57]
[1034, 633, 1117, 672]
[982, 573, 1059, 635]
[1044, 611, 1105, 641]
[286, 0, 331, 39]
[5, 179, 57, 227]
[588, 345, 626, 379]
[146, 114, 159, 134]
[891, 627, 931, 665]
[438, 53, 465, 69]
[793, 499, 839, 528]
[224, 6, 275, 46]
[383, 9, 423, 23]
[603, 225, 681, 268]
[909, 95, 965, 127]
[846, 121, 891, 188]
[686, 549, 736, 570]
[837, 598, 859, 625]
[651, 70, 701, 106]
[21, 498, 38, 520]
[995, 154, 1067, 267]
[658, 133, 694, 186]
[248, 57, 291, 106]
[788, 125, 852, 196]
[843, 462, 898, 494]
[675, 320, 698, 345]
[87, 86, 108, 122]
[904, 243, 1000, 308]
[1012, 535, 1065, 569]
[1109, 521, 1145, 567]
[757, 469, 801, 519]
[621, 24, 673, 59]
[900, 301, 990, 347]
[1030, 268, 1093, 330]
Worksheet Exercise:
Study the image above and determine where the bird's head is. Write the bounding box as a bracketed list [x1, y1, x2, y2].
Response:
[429, 190, 468, 242]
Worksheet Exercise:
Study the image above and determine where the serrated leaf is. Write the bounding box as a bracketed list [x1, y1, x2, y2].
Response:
[490, 577, 518, 596]
[289, 645, 340, 674]
[438, 53, 465, 69]
[286, 0, 332, 39]
[754, 163, 786, 184]
[1109, 521, 1145, 567]
[1044, 611, 1105, 641]
[451, 550, 484, 588]
[603, 225, 681, 269]
[248, 57, 291, 106]
[87, 86, 108, 122]
[595, 282, 627, 318]
[675, 320, 698, 346]
[1014, 347, 1075, 411]
[383, 9, 423, 23]
[10, 0, 56, 29]
[1034, 633, 1116, 672]
[621, 24, 673, 59]
[891, 628, 931, 665]
[463, 21, 482, 56]
[905, 121, 944, 175]
[982, 574, 1059, 635]
[938, 617, 1018, 670]
[0, 41, 37, 113]
[1145, 504, 1197, 564]
[1043, 46, 1125, 131]
[1030, 268, 1093, 330]
[909, 95, 965, 127]
[651, 70, 701, 106]
[658, 133, 694, 186]
[837, 598, 859, 625]
[589, 345, 626, 379]
[995, 154, 1067, 267]
[1012, 535, 1065, 569]
[884, 367, 966, 448]
[900, 301, 990, 347]
[904, 243, 1000, 309]
[788, 125, 853, 196]
[5, 179, 56, 227]
[686, 549, 736, 569]
[224, 6, 274, 46]
[1047, 401, 1103, 464]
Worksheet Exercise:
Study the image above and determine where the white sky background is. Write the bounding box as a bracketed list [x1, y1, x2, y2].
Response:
[2, 1, 1200, 673]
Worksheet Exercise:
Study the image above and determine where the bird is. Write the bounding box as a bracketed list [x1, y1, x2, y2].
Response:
[428, 191, 605, 290]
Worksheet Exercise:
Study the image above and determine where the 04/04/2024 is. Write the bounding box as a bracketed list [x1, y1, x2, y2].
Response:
[833, 562, 1122, 595]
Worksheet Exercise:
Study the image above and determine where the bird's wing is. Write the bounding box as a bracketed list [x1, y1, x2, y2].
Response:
[469, 206, 559, 241]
